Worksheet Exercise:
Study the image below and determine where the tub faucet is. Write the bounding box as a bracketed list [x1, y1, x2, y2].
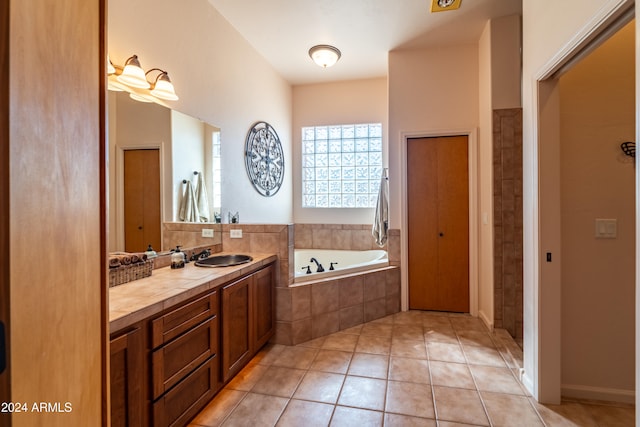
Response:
[329, 262, 338, 271]
[309, 257, 324, 273]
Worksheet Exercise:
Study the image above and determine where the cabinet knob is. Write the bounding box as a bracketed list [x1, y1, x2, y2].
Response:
[439, 232, 444, 237]
[138, 226, 143, 230]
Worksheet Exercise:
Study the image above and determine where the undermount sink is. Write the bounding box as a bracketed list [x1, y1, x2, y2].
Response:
[195, 254, 253, 268]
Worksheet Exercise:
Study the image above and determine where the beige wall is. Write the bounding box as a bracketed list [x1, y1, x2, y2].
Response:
[9, 0, 103, 424]
[521, 0, 635, 404]
[292, 78, 388, 224]
[109, 0, 293, 224]
[389, 45, 480, 312]
[559, 21, 635, 400]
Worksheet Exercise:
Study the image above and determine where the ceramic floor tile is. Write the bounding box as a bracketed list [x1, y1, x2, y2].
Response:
[462, 345, 507, 367]
[450, 317, 488, 332]
[430, 361, 476, 389]
[422, 315, 453, 328]
[427, 341, 466, 363]
[383, 413, 437, 427]
[432, 386, 489, 426]
[530, 399, 599, 427]
[424, 327, 459, 345]
[388, 356, 430, 384]
[272, 346, 319, 369]
[583, 403, 635, 426]
[221, 392, 289, 427]
[393, 311, 426, 325]
[253, 343, 286, 366]
[481, 392, 544, 426]
[385, 380, 435, 418]
[296, 336, 326, 349]
[392, 323, 424, 341]
[190, 389, 247, 426]
[348, 352, 389, 379]
[360, 321, 393, 337]
[470, 365, 524, 395]
[390, 338, 427, 359]
[275, 399, 335, 427]
[457, 330, 496, 348]
[292, 370, 345, 404]
[341, 324, 364, 335]
[309, 349, 353, 374]
[337, 375, 387, 411]
[250, 366, 306, 398]
[226, 362, 270, 391]
[330, 406, 384, 427]
[322, 332, 360, 352]
[355, 334, 391, 355]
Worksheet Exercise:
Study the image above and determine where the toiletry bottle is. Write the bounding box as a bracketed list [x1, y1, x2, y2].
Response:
[171, 246, 186, 269]
[144, 244, 157, 259]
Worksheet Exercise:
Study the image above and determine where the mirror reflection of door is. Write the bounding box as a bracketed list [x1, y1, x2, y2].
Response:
[124, 149, 161, 253]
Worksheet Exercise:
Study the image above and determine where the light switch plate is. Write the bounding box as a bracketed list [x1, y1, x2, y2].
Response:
[595, 218, 617, 239]
[201, 228, 214, 238]
[230, 229, 243, 239]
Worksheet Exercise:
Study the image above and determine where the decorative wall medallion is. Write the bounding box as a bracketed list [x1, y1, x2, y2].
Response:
[244, 121, 284, 196]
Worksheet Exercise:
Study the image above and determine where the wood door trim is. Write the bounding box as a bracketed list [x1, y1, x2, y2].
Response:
[400, 129, 479, 315]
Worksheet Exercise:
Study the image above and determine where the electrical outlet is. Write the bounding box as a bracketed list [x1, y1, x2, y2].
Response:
[595, 218, 617, 239]
[201, 228, 214, 238]
[230, 229, 243, 238]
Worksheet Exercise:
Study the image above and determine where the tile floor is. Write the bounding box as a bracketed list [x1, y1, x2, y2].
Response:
[188, 310, 635, 427]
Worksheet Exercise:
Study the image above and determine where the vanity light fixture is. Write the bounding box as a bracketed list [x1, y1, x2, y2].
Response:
[108, 54, 179, 102]
[308, 45, 341, 68]
[430, 0, 462, 12]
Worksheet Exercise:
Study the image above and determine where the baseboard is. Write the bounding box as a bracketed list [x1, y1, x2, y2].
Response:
[477, 310, 493, 331]
[521, 370, 535, 397]
[562, 383, 635, 404]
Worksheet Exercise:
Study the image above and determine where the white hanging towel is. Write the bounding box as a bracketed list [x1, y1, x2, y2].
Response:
[195, 172, 210, 222]
[372, 169, 389, 247]
[178, 180, 199, 222]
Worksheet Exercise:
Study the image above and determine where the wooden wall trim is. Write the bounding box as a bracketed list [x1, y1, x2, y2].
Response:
[0, 0, 11, 423]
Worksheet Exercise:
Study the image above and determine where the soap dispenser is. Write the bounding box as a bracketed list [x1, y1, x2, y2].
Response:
[170, 246, 186, 269]
[144, 244, 157, 259]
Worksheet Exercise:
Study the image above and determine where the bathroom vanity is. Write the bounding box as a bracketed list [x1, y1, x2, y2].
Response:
[108, 253, 276, 427]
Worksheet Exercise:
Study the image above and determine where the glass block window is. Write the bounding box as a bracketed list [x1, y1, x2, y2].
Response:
[302, 123, 383, 208]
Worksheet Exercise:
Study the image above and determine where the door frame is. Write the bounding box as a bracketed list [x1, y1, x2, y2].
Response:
[114, 144, 166, 251]
[400, 128, 479, 317]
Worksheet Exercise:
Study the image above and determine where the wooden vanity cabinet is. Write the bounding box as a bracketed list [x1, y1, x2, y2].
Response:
[110, 325, 145, 427]
[151, 291, 221, 427]
[221, 264, 275, 382]
[109, 261, 275, 427]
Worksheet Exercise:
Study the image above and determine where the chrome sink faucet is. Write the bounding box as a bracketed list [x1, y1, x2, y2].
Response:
[309, 257, 324, 273]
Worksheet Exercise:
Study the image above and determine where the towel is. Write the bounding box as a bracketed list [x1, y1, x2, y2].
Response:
[372, 169, 389, 247]
[178, 180, 200, 222]
[195, 172, 210, 222]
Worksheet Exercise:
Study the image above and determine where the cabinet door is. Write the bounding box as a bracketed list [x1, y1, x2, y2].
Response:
[221, 276, 252, 382]
[252, 265, 275, 350]
[110, 327, 144, 427]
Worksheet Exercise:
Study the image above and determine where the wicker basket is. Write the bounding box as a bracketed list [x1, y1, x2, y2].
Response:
[109, 259, 154, 288]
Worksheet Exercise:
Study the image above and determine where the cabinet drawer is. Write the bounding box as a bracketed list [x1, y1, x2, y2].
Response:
[152, 355, 219, 427]
[152, 316, 218, 400]
[151, 291, 218, 348]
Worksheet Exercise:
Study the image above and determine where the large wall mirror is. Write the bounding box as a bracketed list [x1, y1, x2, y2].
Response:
[108, 90, 222, 253]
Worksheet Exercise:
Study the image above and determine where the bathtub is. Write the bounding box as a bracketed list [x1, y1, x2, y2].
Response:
[294, 249, 389, 283]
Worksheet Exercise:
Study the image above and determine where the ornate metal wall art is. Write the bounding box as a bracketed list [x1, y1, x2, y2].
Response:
[244, 121, 284, 196]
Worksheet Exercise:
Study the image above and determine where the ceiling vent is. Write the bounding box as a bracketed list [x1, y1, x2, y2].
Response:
[430, 0, 462, 12]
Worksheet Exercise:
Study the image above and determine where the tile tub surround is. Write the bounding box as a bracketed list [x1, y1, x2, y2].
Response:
[273, 266, 401, 346]
[187, 311, 635, 427]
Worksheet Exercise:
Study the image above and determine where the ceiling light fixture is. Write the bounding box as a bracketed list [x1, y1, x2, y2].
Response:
[308, 45, 341, 68]
[108, 54, 179, 102]
[430, 0, 462, 12]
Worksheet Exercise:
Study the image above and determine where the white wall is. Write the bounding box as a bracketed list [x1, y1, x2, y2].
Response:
[559, 21, 635, 401]
[108, 0, 293, 224]
[292, 77, 388, 224]
[171, 110, 207, 222]
[521, 0, 635, 403]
